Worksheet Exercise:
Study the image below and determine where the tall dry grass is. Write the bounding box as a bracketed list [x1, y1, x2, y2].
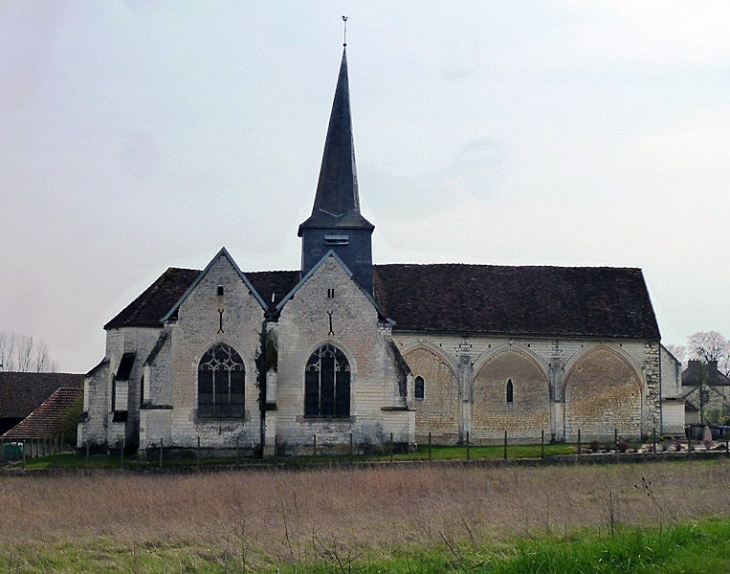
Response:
[0, 461, 728, 568]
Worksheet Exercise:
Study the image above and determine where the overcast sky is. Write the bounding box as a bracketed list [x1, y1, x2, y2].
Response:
[2, 1, 729, 372]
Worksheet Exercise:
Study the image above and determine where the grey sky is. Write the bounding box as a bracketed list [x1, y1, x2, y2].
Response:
[2, 1, 729, 372]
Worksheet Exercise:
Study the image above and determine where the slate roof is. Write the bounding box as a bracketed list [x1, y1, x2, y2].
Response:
[104, 263, 660, 340]
[682, 361, 730, 387]
[372, 264, 660, 339]
[298, 48, 373, 233]
[2, 387, 82, 439]
[0, 372, 84, 419]
[104, 268, 201, 329]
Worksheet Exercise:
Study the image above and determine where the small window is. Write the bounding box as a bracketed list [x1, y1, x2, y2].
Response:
[217, 285, 224, 296]
[415, 376, 425, 400]
[506, 379, 514, 404]
[327, 288, 335, 298]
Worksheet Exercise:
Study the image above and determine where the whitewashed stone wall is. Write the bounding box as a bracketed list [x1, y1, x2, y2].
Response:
[273, 255, 413, 454]
[162, 252, 266, 452]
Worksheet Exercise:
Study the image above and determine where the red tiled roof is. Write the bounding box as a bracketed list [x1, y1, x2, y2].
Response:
[2, 387, 82, 439]
[0, 372, 84, 418]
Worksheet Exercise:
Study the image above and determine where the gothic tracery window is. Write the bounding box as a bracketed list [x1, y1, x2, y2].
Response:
[304, 344, 350, 418]
[198, 343, 245, 418]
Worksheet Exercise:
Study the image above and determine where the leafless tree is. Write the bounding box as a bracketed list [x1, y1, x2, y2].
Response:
[0, 331, 57, 373]
[16, 335, 34, 372]
[687, 331, 730, 377]
[33, 340, 57, 372]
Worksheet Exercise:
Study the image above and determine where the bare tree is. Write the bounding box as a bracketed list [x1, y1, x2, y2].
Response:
[0, 331, 57, 373]
[687, 331, 730, 376]
[16, 335, 34, 372]
[33, 340, 56, 373]
[0, 332, 17, 371]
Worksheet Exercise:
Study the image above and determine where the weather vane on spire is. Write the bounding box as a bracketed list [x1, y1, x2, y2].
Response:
[342, 15, 348, 47]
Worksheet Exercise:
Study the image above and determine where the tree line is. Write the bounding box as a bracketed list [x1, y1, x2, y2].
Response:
[667, 330, 730, 376]
[0, 331, 58, 373]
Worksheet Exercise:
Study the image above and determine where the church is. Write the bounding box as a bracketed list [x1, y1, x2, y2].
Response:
[78, 47, 682, 457]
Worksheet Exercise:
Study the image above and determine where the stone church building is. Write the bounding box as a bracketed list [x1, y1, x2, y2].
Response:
[78, 48, 680, 457]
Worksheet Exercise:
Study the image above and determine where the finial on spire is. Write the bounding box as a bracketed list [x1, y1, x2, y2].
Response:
[342, 15, 348, 47]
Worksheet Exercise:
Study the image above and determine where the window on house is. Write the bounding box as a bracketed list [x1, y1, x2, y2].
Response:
[506, 379, 514, 404]
[415, 376, 425, 400]
[198, 343, 245, 418]
[304, 344, 350, 418]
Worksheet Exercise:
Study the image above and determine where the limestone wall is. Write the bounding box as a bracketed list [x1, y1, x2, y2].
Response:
[274, 255, 412, 453]
[165, 252, 265, 450]
[394, 333, 662, 443]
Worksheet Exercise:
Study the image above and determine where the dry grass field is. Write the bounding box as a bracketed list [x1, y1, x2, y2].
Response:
[1, 460, 729, 571]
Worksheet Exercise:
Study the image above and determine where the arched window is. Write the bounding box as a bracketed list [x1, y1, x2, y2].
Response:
[414, 376, 425, 400]
[198, 343, 245, 418]
[506, 379, 514, 404]
[304, 344, 350, 418]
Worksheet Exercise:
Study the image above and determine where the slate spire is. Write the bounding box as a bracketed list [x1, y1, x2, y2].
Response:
[298, 48, 373, 232]
[299, 46, 374, 293]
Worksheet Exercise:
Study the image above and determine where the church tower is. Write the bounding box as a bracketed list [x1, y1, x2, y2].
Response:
[298, 47, 374, 293]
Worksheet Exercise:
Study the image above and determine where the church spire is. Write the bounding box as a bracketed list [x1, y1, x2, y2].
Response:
[298, 38, 375, 293]
[298, 47, 373, 232]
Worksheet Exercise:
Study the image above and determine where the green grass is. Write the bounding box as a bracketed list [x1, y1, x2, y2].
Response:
[13, 443, 575, 470]
[282, 518, 730, 573]
[1, 518, 728, 572]
[387, 443, 576, 461]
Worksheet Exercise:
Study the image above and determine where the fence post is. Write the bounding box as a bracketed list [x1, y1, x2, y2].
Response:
[197, 436, 201, 470]
[503, 430, 508, 460]
[235, 437, 239, 466]
[86, 442, 90, 468]
[313, 434, 317, 457]
[159, 438, 164, 468]
[1, 437, 4, 463]
[390, 432, 394, 463]
[541, 430, 545, 459]
[428, 432, 432, 461]
[614, 429, 618, 463]
[653, 428, 657, 455]
[22, 441, 26, 470]
[578, 429, 581, 456]
[349, 432, 353, 460]
[120, 437, 125, 470]
[466, 431, 470, 461]
[726, 432, 729, 457]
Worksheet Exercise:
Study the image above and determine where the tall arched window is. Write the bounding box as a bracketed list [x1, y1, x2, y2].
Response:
[506, 379, 514, 404]
[304, 344, 350, 418]
[198, 343, 245, 418]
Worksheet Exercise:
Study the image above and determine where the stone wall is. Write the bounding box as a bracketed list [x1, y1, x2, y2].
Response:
[273, 255, 413, 453]
[403, 346, 460, 443]
[395, 334, 661, 443]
